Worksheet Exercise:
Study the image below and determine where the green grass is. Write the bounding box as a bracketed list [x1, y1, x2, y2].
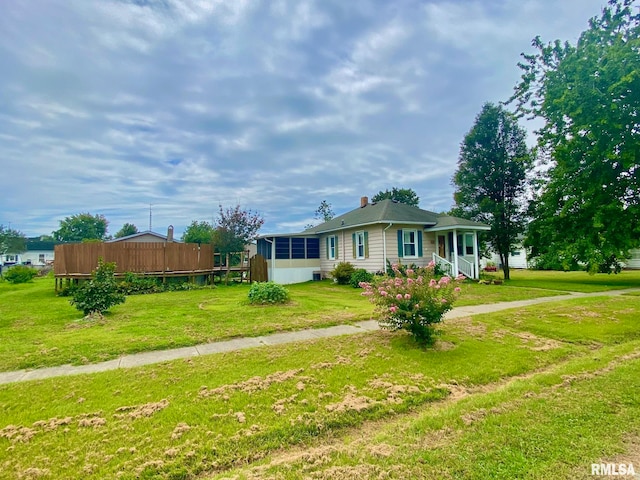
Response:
[0, 276, 574, 372]
[1, 294, 638, 479]
[488, 268, 640, 292]
[0, 278, 373, 371]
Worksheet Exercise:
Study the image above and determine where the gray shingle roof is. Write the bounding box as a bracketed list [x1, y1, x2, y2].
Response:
[301, 199, 489, 234]
[303, 199, 438, 233]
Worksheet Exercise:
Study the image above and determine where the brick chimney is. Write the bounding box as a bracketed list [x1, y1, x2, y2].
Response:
[360, 196, 368, 208]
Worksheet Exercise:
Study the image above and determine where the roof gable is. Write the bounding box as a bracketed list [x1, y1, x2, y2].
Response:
[304, 199, 439, 234]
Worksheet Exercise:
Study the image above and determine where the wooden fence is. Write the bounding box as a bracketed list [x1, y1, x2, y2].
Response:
[249, 254, 268, 282]
[54, 242, 217, 276]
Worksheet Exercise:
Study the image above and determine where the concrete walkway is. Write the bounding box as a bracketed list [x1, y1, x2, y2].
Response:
[2, 288, 638, 385]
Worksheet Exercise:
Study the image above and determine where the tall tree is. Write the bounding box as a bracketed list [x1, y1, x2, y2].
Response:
[510, 0, 640, 272]
[0, 225, 27, 255]
[314, 200, 335, 223]
[372, 187, 419, 207]
[53, 213, 108, 243]
[452, 102, 532, 280]
[181, 221, 216, 244]
[114, 223, 139, 239]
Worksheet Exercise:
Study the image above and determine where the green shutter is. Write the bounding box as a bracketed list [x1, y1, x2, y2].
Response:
[364, 231, 369, 258]
[325, 237, 329, 259]
[418, 231, 423, 257]
[397, 229, 403, 257]
[335, 236, 339, 258]
[352, 233, 356, 258]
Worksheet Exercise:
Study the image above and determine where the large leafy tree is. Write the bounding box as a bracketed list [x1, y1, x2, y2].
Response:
[215, 205, 264, 257]
[0, 225, 27, 255]
[452, 102, 532, 280]
[181, 221, 216, 244]
[53, 213, 109, 243]
[372, 187, 419, 207]
[114, 223, 139, 239]
[510, 0, 640, 272]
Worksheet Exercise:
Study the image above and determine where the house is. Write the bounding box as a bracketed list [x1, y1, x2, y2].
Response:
[257, 197, 490, 284]
[22, 238, 61, 267]
[106, 229, 181, 244]
[0, 237, 61, 268]
[484, 239, 530, 270]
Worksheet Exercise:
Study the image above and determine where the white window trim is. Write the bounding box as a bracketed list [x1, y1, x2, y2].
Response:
[356, 231, 365, 260]
[403, 229, 418, 259]
[328, 235, 336, 260]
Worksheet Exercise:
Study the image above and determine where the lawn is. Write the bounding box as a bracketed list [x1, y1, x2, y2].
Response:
[1, 294, 638, 479]
[488, 268, 640, 292]
[0, 276, 570, 371]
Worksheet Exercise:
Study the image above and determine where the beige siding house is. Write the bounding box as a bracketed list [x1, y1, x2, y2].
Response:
[258, 197, 490, 284]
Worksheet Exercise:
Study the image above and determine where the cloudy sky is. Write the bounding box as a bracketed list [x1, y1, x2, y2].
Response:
[1, 0, 607, 238]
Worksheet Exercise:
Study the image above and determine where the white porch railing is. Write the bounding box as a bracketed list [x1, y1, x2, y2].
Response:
[458, 256, 476, 279]
[432, 253, 454, 277]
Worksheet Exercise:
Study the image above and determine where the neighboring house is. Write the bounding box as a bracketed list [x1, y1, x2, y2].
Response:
[257, 197, 490, 284]
[22, 238, 61, 266]
[106, 230, 181, 243]
[1, 253, 21, 267]
[626, 249, 640, 269]
[484, 240, 530, 270]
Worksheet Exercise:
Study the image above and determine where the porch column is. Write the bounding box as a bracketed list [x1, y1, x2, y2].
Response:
[452, 229, 459, 276]
[473, 230, 479, 279]
[435, 235, 439, 259]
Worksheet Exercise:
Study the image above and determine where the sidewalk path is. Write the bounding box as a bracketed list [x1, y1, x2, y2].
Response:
[2, 288, 638, 385]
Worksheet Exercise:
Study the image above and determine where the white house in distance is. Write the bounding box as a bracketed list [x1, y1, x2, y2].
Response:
[257, 197, 491, 284]
[1, 238, 61, 268]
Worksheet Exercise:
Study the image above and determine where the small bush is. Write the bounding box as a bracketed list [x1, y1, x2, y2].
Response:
[350, 268, 373, 288]
[248, 282, 289, 305]
[70, 258, 125, 315]
[330, 262, 355, 285]
[361, 261, 464, 346]
[3, 265, 38, 284]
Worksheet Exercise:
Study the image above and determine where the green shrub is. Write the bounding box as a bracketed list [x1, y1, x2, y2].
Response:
[350, 268, 374, 288]
[248, 282, 290, 305]
[70, 258, 125, 315]
[361, 262, 464, 346]
[3, 265, 38, 284]
[117, 272, 161, 295]
[330, 262, 355, 285]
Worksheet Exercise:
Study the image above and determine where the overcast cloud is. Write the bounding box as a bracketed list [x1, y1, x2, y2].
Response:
[0, 0, 607, 237]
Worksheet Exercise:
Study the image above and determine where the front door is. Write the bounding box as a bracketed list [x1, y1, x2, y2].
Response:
[438, 235, 446, 257]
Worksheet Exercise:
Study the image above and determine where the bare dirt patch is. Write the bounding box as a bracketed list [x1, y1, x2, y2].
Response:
[114, 399, 169, 419]
[325, 394, 376, 413]
[199, 369, 304, 397]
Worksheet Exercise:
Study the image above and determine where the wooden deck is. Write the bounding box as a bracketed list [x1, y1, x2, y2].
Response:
[53, 242, 267, 290]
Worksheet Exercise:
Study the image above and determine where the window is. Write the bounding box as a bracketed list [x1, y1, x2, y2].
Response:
[39, 254, 46, 263]
[511, 250, 521, 256]
[465, 233, 474, 256]
[291, 238, 305, 259]
[457, 234, 464, 255]
[327, 235, 336, 260]
[356, 231, 365, 259]
[306, 238, 320, 259]
[275, 237, 290, 259]
[403, 230, 417, 257]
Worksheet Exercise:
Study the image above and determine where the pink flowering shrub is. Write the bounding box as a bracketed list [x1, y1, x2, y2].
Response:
[360, 262, 464, 345]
